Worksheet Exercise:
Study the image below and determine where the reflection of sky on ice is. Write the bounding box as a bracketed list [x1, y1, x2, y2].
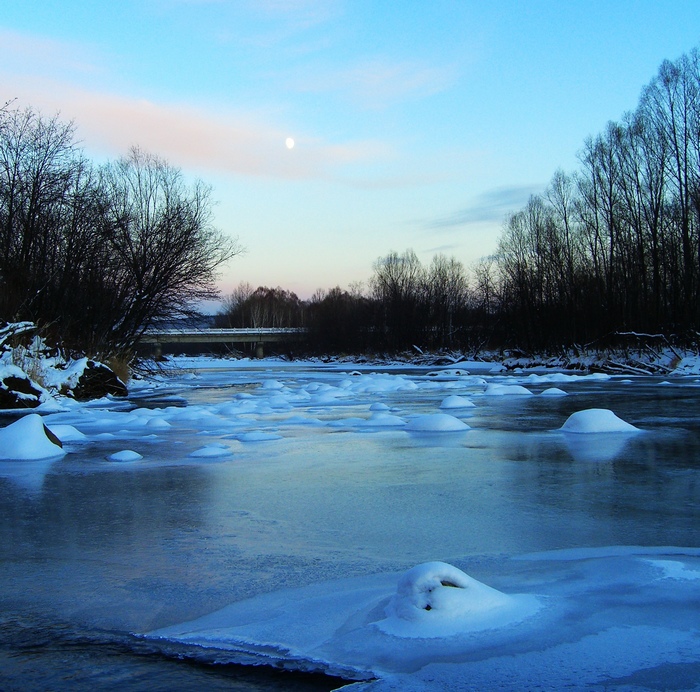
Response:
[3, 358, 700, 688]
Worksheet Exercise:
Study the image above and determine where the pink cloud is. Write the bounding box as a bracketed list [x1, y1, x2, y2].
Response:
[1, 73, 392, 181]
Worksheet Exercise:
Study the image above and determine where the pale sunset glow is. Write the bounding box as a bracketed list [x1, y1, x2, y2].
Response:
[2, 2, 699, 298]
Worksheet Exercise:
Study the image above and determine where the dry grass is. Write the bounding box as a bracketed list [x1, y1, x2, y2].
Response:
[106, 354, 132, 383]
[10, 342, 47, 388]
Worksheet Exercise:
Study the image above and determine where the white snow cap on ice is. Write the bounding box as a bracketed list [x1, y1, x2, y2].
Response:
[483, 383, 533, 396]
[405, 414, 469, 432]
[107, 450, 143, 462]
[46, 423, 87, 442]
[439, 395, 476, 409]
[0, 413, 66, 460]
[540, 387, 568, 396]
[378, 561, 539, 638]
[560, 408, 640, 434]
[188, 443, 233, 458]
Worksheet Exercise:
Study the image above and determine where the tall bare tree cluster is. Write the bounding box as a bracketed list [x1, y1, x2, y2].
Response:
[218, 251, 471, 353]
[493, 47, 700, 348]
[217, 284, 305, 329]
[0, 105, 240, 355]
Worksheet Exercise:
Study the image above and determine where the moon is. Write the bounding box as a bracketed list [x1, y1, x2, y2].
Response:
[285, 137, 295, 150]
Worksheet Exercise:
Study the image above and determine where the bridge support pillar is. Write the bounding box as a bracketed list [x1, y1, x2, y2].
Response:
[255, 342, 264, 359]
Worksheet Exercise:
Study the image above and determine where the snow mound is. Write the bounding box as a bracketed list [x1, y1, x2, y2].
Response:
[189, 444, 233, 458]
[46, 423, 87, 442]
[540, 387, 568, 396]
[484, 383, 533, 396]
[439, 395, 476, 409]
[378, 561, 538, 638]
[260, 379, 285, 390]
[560, 409, 640, 434]
[359, 413, 407, 428]
[0, 414, 66, 460]
[146, 417, 172, 430]
[108, 450, 143, 462]
[405, 414, 469, 432]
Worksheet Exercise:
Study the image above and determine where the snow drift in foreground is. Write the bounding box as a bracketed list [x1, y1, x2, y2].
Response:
[147, 548, 700, 689]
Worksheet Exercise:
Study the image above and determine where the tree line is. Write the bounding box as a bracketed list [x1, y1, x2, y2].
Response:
[219, 46, 700, 354]
[494, 46, 700, 348]
[0, 103, 240, 356]
[216, 250, 476, 354]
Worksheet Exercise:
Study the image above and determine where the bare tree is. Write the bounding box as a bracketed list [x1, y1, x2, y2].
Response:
[98, 147, 242, 351]
[371, 249, 425, 348]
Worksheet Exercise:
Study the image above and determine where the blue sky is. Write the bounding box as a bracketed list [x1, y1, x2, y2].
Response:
[2, 1, 700, 299]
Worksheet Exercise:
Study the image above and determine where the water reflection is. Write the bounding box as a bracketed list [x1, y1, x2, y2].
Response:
[560, 431, 636, 463]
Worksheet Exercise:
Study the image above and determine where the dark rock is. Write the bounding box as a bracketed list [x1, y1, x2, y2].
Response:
[71, 361, 128, 401]
[43, 424, 63, 448]
[0, 374, 43, 409]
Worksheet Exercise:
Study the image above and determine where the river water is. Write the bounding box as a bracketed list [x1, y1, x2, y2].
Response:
[1, 361, 700, 690]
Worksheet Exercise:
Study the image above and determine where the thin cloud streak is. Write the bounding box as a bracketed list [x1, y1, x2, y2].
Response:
[287, 56, 458, 109]
[0, 27, 102, 77]
[1, 73, 393, 182]
[427, 185, 544, 229]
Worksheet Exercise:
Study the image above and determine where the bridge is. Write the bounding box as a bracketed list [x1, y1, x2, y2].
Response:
[140, 327, 308, 357]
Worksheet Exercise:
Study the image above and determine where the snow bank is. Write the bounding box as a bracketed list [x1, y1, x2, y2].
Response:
[560, 408, 640, 434]
[0, 413, 66, 460]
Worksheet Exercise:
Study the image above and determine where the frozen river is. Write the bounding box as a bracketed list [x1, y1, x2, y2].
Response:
[2, 359, 700, 690]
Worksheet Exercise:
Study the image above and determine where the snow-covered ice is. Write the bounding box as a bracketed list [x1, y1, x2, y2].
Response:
[147, 549, 700, 686]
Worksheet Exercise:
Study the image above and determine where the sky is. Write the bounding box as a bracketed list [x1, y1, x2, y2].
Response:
[2, 1, 700, 301]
